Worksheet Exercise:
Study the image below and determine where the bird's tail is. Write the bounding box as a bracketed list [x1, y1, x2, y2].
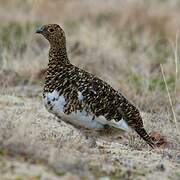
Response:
[134, 126, 156, 148]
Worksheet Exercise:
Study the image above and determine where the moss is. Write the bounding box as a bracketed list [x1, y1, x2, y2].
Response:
[0, 148, 6, 156]
[54, 171, 66, 177]
[15, 177, 23, 180]
[175, 171, 180, 177]
[17, 175, 41, 180]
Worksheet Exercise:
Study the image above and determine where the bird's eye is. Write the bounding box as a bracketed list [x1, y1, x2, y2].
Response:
[49, 28, 54, 33]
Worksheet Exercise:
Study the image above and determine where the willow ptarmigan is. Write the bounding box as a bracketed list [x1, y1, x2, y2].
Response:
[36, 24, 155, 148]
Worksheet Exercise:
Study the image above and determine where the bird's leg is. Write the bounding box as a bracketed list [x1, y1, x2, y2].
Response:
[128, 133, 135, 147]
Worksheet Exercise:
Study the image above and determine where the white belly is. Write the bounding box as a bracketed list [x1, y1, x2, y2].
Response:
[43, 90, 129, 131]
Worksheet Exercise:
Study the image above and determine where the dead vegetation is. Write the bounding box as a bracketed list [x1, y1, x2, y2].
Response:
[0, 0, 180, 179]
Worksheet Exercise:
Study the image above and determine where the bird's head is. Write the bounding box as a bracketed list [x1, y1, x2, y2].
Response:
[36, 24, 65, 46]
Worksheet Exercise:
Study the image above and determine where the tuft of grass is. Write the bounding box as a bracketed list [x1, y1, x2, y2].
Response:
[95, 12, 114, 27]
[0, 21, 39, 52]
[160, 64, 177, 125]
[128, 72, 143, 93]
[150, 38, 172, 64]
[148, 74, 175, 91]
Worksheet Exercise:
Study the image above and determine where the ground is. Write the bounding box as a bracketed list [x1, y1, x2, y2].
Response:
[0, 0, 180, 179]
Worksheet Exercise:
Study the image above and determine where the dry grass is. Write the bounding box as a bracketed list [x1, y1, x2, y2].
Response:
[0, 0, 180, 179]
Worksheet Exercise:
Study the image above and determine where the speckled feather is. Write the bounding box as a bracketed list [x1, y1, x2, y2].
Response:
[36, 24, 155, 148]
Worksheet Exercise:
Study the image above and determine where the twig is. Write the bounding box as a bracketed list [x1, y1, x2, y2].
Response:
[160, 64, 177, 126]
[174, 31, 179, 102]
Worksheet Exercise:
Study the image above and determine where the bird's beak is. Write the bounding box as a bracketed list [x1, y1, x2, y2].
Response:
[36, 26, 44, 34]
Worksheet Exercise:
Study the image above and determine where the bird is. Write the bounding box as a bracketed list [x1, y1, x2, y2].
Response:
[36, 24, 155, 148]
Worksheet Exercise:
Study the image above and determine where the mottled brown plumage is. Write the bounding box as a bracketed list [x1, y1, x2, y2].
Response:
[36, 24, 155, 148]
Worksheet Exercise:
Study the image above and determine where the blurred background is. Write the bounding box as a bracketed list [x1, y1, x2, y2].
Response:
[0, 0, 180, 179]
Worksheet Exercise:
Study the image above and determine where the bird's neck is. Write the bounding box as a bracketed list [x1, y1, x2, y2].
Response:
[48, 43, 70, 66]
[44, 43, 70, 93]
